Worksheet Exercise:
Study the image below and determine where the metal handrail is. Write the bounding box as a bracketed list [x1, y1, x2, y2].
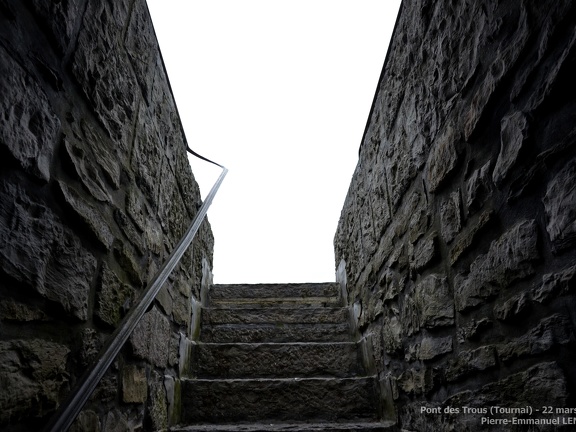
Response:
[44, 158, 227, 432]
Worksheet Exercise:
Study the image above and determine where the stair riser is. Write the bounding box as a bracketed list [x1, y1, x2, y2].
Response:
[181, 378, 380, 423]
[202, 308, 349, 325]
[200, 323, 351, 343]
[192, 343, 362, 378]
[210, 283, 341, 302]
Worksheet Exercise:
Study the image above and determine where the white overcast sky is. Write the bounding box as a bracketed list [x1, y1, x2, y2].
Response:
[146, 1, 401, 283]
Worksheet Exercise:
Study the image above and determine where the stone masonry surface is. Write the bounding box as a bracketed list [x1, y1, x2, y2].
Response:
[335, 0, 576, 430]
[0, 0, 213, 430]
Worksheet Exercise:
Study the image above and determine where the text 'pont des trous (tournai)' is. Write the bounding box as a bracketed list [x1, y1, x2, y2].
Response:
[420, 405, 576, 426]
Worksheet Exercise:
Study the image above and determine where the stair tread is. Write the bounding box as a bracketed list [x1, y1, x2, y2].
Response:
[171, 420, 397, 431]
[209, 298, 342, 308]
[195, 341, 357, 346]
[184, 376, 376, 383]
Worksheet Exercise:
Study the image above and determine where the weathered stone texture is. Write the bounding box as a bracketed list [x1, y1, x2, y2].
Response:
[122, 365, 147, 404]
[0, 181, 97, 321]
[454, 219, 539, 312]
[335, 0, 576, 429]
[130, 306, 171, 368]
[414, 275, 454, 329]
[0, 45, 59, 182]
[543, 158, 576, 252]
[0, 1, 213, 430]
[0, 340, 70, 424]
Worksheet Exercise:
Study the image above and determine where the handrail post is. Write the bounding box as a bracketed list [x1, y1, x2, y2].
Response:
[44, 166, 227, 432]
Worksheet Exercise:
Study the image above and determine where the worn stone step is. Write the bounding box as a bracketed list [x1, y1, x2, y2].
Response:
[209, 283, 341, 308]
[202, 307, 349, 325]
[181, 377, 380, 424]
[171, 420, 398, 431]
[191, 342, 363, 378]
[200, 323, 351, 343]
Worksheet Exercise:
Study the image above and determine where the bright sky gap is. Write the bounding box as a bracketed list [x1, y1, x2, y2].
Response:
[146, 1, 401, 283]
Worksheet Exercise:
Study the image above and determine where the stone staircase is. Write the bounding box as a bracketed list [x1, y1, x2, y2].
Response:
[170, 283, 397, 432]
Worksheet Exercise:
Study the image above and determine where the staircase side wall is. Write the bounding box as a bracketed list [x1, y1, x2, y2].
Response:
[335, 0, 576, 429]
[0, 1, 213, 430]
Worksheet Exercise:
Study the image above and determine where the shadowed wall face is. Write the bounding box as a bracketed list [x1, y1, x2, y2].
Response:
[0, 0, 213, 430]
[335, 0, 576, 428]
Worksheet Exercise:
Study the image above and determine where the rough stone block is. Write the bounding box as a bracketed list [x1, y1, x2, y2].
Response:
[415, 274, 454, 328]
[543, 158, 576, 252]
[58, 180, 114, 249]
[382, 316, 403, 355]
[397, 367, 435, 396]
[449, 209, 493, 265]
[0, 181, 96, 320]
[417, 336, 453, 361]
[455, 219, 539, 311]
[63, 134, 113, 204]
[103, 409, 130, 432]
[72, 0, 136, 145]
[147, 370, 168, 431]
[172, 277, 192, 328]
[446, 361, 568, 414]
[126, 188, 149, 233]
[401, 292, 420, 337]
[28, 0, 83, 54]
[463, 5, 529, 139]
[124, 0, 157, 102]
[76, 329, 99, 372]
[71, 118, 122, 189]
[69, 410, 100, 432]
[465, 160, 492, 212]
[130, 306, 170, 367]
[0, 45, 59, 181]
[457, 318, 493, 343]
[114, 244, 144, 286]
[497, 314, 572, 362]
[378, 268, 406, 304]
[0, 339, 69, 424]
[90, 373, 118, 405]
[425, 123, 460, 192]
[95, 262, 134, 327]
[114, 208, 146, 255]
[409, 232, 438, 271]
[493, 292, 530, 322]
[130, 103, 164, 204]
[0, 297, 49, 322]
[493, 111, 528, 186]
[385, 134, 421, 209]
[150, 55, 187, 174]
[122, 364, 147, 404]
[440, 190, 461, 244]
[532, 264, 576, 303]
[445, 346, 496, 382]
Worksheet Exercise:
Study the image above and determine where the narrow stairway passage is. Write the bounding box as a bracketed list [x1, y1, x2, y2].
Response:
[171, 283, 397, 432]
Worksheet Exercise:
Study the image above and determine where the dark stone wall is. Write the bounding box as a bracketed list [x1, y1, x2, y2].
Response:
[0, 0, 213, 430]
[335, 0, 576, 429]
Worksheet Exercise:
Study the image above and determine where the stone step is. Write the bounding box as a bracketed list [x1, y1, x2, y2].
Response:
[200, 323, 351, 343]
[180, 377, 380, 424]
[191, 342, 363, 378]
[171, 421, 399, 431]
[202, 307, 349, 325]
[209, 283, 341, 308]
